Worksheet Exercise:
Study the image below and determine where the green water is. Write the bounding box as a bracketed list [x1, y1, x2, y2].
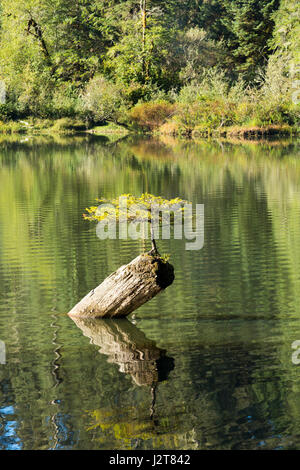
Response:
[0, 134, 300, 450]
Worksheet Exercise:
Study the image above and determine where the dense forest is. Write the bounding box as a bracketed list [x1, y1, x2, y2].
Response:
[0, 0, 299, 135]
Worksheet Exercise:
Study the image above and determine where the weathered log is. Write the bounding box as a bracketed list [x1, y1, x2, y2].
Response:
[68, 253, 174, 318]
[69, 317, 174, 386]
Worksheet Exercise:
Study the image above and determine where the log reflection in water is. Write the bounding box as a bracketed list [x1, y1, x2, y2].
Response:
[70, 317, 174, 386]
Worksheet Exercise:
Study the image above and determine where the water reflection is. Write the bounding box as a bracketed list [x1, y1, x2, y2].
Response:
[70, 317, 174, 425]
[69, 317, 174, 387]
[1, 135, 300, 449]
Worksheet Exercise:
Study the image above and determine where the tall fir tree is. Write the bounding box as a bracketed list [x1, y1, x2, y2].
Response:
[220, 0, 280, 79]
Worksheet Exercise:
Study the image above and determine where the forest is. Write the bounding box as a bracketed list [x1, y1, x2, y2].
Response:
[0, 0, 299, 136]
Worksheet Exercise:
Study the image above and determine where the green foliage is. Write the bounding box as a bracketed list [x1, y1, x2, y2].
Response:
[0, 0, 298, 130]
[81, 75, 124, 123]
[104, 19, 180, 89]
[122, 81, 169, 106]
[130, 101, 176, 131]
[158, 61, 300, 134]
[177, 28, 224, 83]
[84, 193, 187, 224]
[177, 69, 230, 103]
[160, 253, 171, 263]
[171, 93, 298, 135]
[270, 0, 300, 64]
[219, 0, 281, 79]
[0, 103, 20, 121]
[174, 99, 235, 133]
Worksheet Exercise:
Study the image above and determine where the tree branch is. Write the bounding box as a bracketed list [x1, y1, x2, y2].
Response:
[26, 17, 51, 64]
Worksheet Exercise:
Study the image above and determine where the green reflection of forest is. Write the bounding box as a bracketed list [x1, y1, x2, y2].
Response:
[1, 135, 299, 317]
[1, 135, 300, 449]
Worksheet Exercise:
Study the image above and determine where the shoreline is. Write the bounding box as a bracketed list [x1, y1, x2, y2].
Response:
[0, 119, 298, 140]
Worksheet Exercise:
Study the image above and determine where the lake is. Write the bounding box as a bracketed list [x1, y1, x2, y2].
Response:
[0, 134, 300, 450]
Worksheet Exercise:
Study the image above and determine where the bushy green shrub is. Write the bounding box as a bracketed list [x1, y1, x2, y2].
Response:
[174, 99, 235, 132]
[0, 120, 26, 134]
[49, 118, 86, 133]
[178, 69, 230, 103]
[178, 28, 224, 84]
[121, 82, 169, 107]
[81, 75, 124, 123]
[164, 64, 299, 134]
[0, 103, 19, 121]
[130, 101, 177, 131]
[48, 84, 82, 119]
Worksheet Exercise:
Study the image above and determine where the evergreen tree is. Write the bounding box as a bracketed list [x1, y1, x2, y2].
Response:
[271, 0, 300, 64]
[220, 0, 280, 79]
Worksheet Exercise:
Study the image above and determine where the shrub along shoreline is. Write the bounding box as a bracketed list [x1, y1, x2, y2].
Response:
[1, 68, 298, 139]
[0, 118, 297, 139]
[0, 1, 299, 141]
[0, 119, 130, 137]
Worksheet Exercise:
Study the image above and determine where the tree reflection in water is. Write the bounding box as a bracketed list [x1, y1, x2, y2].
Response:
[69, 317, 174, 421]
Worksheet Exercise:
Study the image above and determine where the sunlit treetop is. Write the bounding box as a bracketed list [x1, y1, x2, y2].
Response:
[83, 193, 190, 223]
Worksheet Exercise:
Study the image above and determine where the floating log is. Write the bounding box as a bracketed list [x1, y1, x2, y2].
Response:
[68, 253, 174, 319]
[70, 317, 174, 386]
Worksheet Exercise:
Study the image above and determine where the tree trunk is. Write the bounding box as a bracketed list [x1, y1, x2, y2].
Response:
[27, 18, 51, 64]
[68, 253, 174, 319]
[140, 0, 147, 80]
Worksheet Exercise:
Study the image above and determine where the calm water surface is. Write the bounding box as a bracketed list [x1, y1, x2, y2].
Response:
[0, 134, 300, 450]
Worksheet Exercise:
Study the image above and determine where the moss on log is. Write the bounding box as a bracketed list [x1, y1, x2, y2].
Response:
[68, 253, 174, 318]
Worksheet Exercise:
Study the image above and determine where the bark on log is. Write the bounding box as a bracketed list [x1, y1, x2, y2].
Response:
[68, 253, 174, 318]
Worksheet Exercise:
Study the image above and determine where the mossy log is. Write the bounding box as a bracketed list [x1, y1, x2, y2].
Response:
[68, 253, 174, 319]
